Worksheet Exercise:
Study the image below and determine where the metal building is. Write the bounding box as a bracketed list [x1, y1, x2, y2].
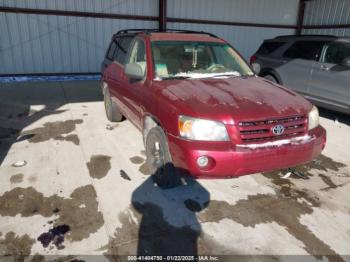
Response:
[0, 0, 349, 75]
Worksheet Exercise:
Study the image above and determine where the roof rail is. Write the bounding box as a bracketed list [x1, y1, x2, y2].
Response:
[274, 34, 337, 39]
[114, 29, 219, 38]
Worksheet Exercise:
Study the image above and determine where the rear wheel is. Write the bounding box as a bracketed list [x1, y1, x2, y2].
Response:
[264, 74, 278, 83]
[103, 86, 123, 122]
[145, 126, 181, 189]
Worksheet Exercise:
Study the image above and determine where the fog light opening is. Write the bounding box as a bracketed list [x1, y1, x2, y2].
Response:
[197, 156, 209, 168]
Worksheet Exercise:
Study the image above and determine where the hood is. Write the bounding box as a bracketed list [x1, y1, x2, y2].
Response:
[155, 76, 312, 123]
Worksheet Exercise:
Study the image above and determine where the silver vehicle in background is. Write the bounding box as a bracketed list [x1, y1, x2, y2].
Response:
[251, 35, 350, 115]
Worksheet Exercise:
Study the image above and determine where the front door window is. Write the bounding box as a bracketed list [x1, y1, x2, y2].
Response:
[128, 39, 147, 77]
[322, 42, 350, 65]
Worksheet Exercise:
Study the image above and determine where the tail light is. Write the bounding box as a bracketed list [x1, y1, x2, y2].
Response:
[250, 55, 257, 65]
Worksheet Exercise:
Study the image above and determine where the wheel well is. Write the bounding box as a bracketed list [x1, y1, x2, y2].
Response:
[101, 81, 108, 95]
[143, 116, 161, 145]
[264, 74, 278, 82]
[260, 69, 282, 84]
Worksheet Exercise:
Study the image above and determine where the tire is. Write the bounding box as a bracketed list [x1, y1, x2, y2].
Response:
[145, 126, 181, 189]
[264, 74, 278, 83]
[103, 87, 123, 122]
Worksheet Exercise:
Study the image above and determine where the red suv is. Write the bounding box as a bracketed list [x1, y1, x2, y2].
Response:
[101, 29, 326, 187]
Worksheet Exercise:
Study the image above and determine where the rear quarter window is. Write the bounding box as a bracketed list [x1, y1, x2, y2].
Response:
[106, 41, 117, 60]
[115, 36, 134, 65]
[256, 41, 286, 55]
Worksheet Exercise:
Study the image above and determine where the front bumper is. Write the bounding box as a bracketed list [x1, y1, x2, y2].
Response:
[167, 125, 326, 178]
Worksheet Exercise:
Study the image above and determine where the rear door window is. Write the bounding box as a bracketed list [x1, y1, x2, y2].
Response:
[283, 41, 325, 61]
[256, 41, 286, 55]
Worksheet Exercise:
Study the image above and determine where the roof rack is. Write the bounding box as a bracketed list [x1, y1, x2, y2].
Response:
[274, 34, 337, 39]
[114, 29, 219, 38]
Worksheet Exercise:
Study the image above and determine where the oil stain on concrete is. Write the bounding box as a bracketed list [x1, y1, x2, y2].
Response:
[10, 173, 24, 184]
[87, 155, 111, 179]
[28, 176, 37, 183]
[319, 174, 348, 191]
[262, 171, 294, 196]
[129, 156, 150, 175]
[263, 154, 347, 196]
[319, 174, 338, 189]
[22, 119, 83, 145]
[199, 192, 342, 260]
[0, 231, 35, 256]
[138, 163, 150, 176]
[56, 134, 80, 145]
[129, 156, 144, 165]
[265, 154, 346, 179]
[0, 185, 104, 242]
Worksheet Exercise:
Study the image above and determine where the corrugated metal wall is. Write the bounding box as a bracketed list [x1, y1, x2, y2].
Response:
[167, 0, 299, 25]
[0, 0, 300, 75]
[0, 0, 158, 75]
[0, 14, 157, 74]
[0, 0, 157, 16]
[167, 0, 299, 60]
[168, 23, 295, 61]
[302, 0, 350, 36]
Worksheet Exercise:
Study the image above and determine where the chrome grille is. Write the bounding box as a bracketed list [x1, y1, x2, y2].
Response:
[238, 115, 307, 144]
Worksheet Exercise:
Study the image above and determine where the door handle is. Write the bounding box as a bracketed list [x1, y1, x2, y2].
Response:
[320, 65, 330, 71]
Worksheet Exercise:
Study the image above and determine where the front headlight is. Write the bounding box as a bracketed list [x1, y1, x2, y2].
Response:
[178, 115, 229, 141]
[308, 105, 319, 130]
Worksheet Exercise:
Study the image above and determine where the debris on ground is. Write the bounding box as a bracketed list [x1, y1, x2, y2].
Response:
[12, 160, 27, 167]
[37, 225, 71, 249]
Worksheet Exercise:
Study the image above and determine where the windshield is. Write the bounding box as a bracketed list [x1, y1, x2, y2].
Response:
[151, 41, 254, 80]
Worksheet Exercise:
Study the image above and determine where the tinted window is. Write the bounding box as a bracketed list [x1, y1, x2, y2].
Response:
[323, 42, 350, 64]
[283, 41, 325, 60]
[106, 42, 117, 60]
[115, 36, 133, 65]
[257, 41, 285, 55]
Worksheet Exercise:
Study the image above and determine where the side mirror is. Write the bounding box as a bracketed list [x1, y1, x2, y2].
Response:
[341, 57, 350, 67]
[125, 63, 144, 80]
[252, 63, 261, 75]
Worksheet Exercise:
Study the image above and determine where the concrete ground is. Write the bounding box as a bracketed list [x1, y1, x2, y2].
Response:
[0, 80, 349, 261]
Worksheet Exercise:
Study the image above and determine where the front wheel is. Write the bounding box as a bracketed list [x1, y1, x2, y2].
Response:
[145, 126, 181, 189]
[103, 86, 123, 122]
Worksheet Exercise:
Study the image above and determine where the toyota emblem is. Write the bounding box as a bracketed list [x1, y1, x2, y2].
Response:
[272, 125, 285, 135]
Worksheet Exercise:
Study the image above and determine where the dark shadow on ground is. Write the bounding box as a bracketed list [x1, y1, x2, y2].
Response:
[131, 168, 210, 257]
[318, 107, 350, 126]
[0, 80, 102, 166]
